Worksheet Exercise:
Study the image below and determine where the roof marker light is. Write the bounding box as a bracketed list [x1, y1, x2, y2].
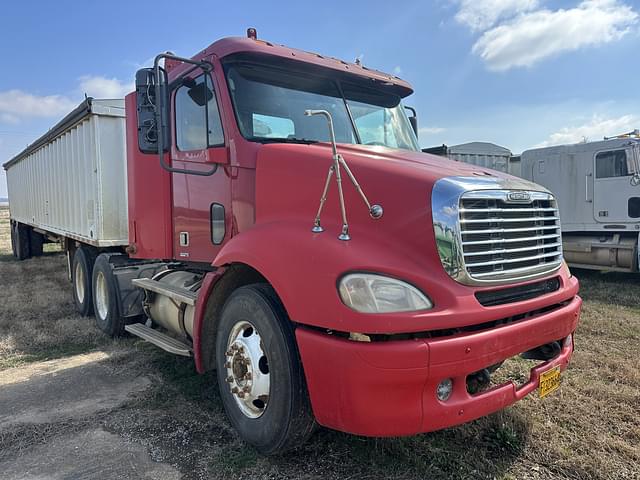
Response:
[247, 28, 257, 40]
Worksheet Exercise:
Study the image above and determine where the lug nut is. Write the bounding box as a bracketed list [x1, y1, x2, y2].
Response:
[226, 376, 234, 383]
[244, 372, 251, 380]
[243, 386, 250, 392]
[237, 392, 245, 398]
[225, 350, 233, 357]
[224, 362, 231, 369]
[231, 387, 238, 393]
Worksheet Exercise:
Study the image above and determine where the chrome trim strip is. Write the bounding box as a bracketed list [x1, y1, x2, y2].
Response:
[462, 233, 560, 246]
[460, 216, 559, 224]
[463, 242, 562, 256]
[465, 251, 562, 268]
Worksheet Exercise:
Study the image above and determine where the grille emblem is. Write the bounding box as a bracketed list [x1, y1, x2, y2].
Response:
[506, 191, 532, 203]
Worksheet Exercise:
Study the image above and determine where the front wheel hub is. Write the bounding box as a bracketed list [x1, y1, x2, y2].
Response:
[225, 321, 270, 418]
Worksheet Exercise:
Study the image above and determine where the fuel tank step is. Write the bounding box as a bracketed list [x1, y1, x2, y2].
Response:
[125, 323, 192, 357]
[131, 277, 198, 305]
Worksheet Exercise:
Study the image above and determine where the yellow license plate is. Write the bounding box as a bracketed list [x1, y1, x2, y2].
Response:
[539, 365, 561, 398]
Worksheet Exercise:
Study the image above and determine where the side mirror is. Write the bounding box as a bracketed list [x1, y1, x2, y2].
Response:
[404, 105, 418, 136]
[135, 68, 170, 154]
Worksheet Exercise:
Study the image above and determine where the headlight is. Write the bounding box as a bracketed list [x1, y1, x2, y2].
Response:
[338, 273, 433, 313]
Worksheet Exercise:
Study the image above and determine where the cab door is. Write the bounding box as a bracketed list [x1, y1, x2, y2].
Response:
[592, 148, 640, 223]
[171, 69, 231, 262]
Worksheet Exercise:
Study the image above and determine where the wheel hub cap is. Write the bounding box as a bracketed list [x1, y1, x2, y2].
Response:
[225, 321, 270, 418]
[75, 262, 85, 304]
[95, 271, 108, 320]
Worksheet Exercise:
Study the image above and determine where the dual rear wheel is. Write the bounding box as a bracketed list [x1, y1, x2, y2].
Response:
[71, 249, 123, 336]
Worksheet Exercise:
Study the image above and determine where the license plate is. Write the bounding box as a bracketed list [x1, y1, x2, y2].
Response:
[539, 365, 561, 398]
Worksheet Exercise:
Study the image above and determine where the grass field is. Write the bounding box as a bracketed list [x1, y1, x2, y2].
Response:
[0, 204, 638, 479]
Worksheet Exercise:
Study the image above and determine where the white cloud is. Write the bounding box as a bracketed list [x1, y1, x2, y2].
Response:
[78, 75, 133, 99]
[456, 0, 539, 31]
[0, 75, 132, 125]
[536, 114, 639, 147]
[472, 0, 639, 71]
[0, 90, 77, 121]
[419, 126, 446, 135]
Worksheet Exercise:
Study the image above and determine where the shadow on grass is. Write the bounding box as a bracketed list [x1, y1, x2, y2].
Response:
[133, 350, 532, 480]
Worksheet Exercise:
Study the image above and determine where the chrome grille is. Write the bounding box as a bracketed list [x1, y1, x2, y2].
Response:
[458, 191, 563, 282]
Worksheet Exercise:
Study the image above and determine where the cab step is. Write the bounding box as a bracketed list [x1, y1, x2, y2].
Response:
[131, 277, 198, 305]
[125, 323, 192, 357]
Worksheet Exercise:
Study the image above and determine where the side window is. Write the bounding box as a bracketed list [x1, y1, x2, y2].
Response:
[595, 150, 630, 178]
[175, 75, 224, 151]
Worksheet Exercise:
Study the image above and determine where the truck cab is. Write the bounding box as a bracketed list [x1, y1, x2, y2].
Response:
[6, 31, 581, 454]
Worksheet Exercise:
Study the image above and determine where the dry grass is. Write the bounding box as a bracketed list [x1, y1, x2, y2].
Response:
[0, 204, 638, 479]
[0, 206, 118, 369]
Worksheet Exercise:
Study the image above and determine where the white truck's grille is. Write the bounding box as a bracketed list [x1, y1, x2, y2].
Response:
[458, 192, 563, 281]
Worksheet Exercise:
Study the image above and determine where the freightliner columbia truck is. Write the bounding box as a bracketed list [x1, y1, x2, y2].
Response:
[3, 30, 581, 454]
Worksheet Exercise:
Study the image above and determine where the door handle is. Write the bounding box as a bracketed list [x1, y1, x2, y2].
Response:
[585, 173, 593, 203]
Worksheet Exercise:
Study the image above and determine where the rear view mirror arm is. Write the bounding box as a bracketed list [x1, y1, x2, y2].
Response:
[153, 53, 217, 177]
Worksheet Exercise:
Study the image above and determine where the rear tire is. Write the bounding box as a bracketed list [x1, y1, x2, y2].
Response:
[215, 284, 316, 454]
[29, 230, 44, 256]
[10, 222, 18, 258]
[72, 247, 96, 316]
[14, 223, 31, 260]
[92, 253, 125, 337]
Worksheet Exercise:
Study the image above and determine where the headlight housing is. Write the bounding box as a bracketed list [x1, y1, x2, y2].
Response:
[338, 273, 433, 313]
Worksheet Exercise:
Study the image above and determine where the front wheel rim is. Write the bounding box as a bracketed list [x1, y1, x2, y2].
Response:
[224, 320, 270, 419]
[95, 271, 109, 320]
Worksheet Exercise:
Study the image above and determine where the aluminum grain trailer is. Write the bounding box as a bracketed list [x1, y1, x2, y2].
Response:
[4, 98, 129, 312]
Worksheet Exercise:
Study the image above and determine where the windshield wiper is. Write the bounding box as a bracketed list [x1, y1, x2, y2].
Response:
[247, 136, 319, 145]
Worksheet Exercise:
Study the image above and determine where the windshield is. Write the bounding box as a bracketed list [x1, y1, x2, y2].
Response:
[224, 63, 419, 151]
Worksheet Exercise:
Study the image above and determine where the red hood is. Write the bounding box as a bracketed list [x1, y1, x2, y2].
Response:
[253, 142, 524, 239]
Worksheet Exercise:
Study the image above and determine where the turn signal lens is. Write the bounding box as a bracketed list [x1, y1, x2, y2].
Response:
[338, 273, 433, 313]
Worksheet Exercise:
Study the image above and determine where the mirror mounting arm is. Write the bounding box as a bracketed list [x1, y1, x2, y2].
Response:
[153, 53, 217, 177]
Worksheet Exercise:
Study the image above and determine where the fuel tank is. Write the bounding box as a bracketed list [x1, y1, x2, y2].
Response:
[147, 270, 202, 336]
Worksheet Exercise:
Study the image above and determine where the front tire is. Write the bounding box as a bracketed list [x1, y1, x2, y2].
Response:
[92, 254, 125, 337]
[215, 284, 315, 454]
[72, 247, 96, 316]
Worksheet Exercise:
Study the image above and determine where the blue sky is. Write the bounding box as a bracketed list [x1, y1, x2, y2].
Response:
[1, 0, 639, 197]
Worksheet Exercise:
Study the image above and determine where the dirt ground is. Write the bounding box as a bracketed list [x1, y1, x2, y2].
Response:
[0, 205, 638, 479]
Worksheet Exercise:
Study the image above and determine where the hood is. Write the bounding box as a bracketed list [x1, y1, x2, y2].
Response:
[253, 141, 545, 230]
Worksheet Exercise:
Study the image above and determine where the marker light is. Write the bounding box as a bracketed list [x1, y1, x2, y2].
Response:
[338, 273, 433, 314]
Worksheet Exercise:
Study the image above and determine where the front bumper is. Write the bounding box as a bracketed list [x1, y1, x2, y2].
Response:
[296, 294, 582, 436]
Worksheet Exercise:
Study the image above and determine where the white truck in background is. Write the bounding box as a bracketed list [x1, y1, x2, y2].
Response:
[520, 136, 640, 272]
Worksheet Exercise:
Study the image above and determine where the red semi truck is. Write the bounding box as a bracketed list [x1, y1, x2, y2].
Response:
[4, 30, 581, 453]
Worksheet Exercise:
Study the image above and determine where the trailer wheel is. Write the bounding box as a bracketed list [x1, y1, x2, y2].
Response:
[10, 222, 18, 258]
[92, 254, 125, 337]
[72, 247, 95, 316]
[29, 230, 44, 257]
[215, 284, 315, 454]
[14, 223, 31, 260]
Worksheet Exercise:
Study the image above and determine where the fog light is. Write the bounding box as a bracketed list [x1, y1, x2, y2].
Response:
[436, 378, 453, 402]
